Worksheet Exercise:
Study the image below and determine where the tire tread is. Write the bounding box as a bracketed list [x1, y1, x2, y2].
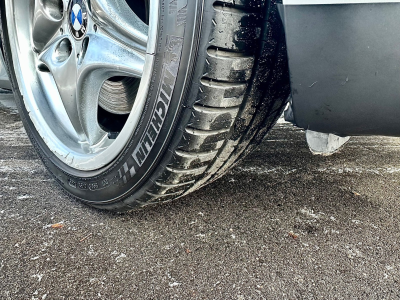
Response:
[130, 0, 290, 209]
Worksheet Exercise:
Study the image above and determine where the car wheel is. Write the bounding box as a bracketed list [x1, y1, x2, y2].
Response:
[0, 0, 290, 211]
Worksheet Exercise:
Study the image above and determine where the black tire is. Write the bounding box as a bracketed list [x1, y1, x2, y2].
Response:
[0, 0, 290, 211]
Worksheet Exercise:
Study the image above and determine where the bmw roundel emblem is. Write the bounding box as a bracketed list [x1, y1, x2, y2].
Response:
[68, 0, 88, 39]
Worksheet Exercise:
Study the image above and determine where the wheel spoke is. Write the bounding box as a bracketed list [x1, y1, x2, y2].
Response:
[32, 0, 64, 52]
[39, 37, 106, 145]
[38, 36, 97, 143]
[90, 0, 148, 54]
[76, 32, 145, 144]
[38, 37, 81, 135]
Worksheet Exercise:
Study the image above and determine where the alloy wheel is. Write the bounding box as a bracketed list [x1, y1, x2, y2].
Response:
[5, 0, 158, 170]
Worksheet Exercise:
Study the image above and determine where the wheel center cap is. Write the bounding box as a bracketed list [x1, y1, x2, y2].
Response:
[68, 0, 88, 40]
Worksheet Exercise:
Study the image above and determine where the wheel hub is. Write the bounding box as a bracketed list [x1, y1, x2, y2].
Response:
[68, 0, 88, 40]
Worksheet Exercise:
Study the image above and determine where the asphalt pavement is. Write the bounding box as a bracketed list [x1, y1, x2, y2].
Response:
[1, 92, 400, 299]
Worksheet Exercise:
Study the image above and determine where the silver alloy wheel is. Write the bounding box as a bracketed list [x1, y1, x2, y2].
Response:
[5, 0, 158, 170]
